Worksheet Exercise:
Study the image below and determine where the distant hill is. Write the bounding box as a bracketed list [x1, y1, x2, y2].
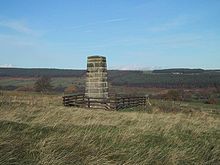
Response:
[153, 68, 220, 74]
[0, 67, 219, 77]
[0, 68, 220, 88]
[0, 68, 85, 77]
[153, 68, 205, 74]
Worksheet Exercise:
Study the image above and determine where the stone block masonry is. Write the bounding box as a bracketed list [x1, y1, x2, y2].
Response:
[63, 55, 147, 109]
[85, 56, 108, 99]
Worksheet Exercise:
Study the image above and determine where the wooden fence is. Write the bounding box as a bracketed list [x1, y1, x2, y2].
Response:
[63, 94, 147, 110]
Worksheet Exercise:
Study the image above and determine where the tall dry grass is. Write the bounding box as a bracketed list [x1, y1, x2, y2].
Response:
[0, 91, 219, 164]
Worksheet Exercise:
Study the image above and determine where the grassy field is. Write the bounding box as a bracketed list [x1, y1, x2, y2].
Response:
[0, 77, 167, 95]
[0, 77, 85, 88]
[0, 91, 220, 164]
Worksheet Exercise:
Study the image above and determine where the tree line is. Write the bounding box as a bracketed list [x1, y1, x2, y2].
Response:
[0, 68, 220, 89]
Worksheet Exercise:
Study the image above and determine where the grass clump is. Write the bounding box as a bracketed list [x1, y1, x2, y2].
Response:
[0, 91, 219, 164]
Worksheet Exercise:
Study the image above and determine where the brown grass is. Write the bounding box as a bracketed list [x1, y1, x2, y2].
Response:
[0, 91, 219, 164]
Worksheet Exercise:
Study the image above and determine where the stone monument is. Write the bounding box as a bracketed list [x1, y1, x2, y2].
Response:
[85, 56, 108, 99]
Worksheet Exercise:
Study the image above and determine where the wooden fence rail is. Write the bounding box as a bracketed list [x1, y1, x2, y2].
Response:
[63, 94, 147, 110]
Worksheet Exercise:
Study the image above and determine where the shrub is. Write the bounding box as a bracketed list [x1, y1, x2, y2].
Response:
[16, 86, 34, 92]
[64, 85, 77, 94]
[54, 85, 65, 93]
[34, 76, 53, 93]
[205, 97, 218, 104]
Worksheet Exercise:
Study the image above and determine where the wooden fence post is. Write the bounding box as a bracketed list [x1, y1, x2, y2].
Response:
[128, 97, 130, 107]
[115, 97, 118, 110]
[88, 98, 90, 108]
[122, 98, 125, 108]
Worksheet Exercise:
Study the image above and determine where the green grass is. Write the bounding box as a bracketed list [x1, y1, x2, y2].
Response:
[51, 77, 85, 88]
[0, 91, 220, 164]
[150, 99, 220, 114]
[0, 77, 84, 88]
[0, 78, 36, 87]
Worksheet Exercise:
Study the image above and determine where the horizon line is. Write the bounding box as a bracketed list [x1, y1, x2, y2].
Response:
[0, 66, 220, 71]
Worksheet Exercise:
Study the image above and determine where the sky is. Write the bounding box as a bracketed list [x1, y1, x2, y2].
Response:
[0, 0, 219, 70]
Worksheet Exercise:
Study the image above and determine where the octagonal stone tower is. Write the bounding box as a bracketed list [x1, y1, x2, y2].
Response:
[85, 56, 108, 99]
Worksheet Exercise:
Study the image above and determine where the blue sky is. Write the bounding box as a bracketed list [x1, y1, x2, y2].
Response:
[0, 0, 219, 70]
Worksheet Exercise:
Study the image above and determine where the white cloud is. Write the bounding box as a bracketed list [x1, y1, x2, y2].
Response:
[0, 19, 37, 35]
[147, 15, 192, 32]
[0, 64, 14, 68]
[110, 64, 146, 70]
[109, 65, 162, 71]
[49, 18, 128, 31]
[104, 18, 128, 23]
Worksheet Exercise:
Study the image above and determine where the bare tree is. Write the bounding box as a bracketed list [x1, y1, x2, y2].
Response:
[34, 76, 53, 93]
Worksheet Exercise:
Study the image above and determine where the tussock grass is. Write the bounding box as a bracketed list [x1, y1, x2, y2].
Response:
[0, 91, 220, 164]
